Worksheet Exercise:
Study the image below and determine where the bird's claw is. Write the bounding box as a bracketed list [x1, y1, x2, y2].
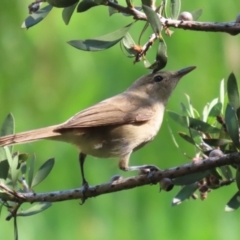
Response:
[80, 180, 89, 205]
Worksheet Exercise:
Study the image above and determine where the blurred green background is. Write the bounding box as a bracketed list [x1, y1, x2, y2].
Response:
[0, 1, 240, 239]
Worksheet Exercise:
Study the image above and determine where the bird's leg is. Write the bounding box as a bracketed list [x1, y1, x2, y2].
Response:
[79, 152, 89, 204]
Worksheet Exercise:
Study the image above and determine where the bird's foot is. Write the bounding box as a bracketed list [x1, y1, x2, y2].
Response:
[138, 165, 162, 182]
[80, 180, 89, 205]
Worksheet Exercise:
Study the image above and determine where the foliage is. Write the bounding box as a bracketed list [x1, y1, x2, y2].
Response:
[22, 0, 203, 72]
[167, 73, 240, 210]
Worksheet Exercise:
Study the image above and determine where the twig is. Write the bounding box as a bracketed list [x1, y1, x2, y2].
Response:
[106, 1, 240, 35]
[0, 152, 240, 203]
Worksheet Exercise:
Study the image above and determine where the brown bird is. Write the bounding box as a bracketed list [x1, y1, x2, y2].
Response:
[0, 66, 195, 189]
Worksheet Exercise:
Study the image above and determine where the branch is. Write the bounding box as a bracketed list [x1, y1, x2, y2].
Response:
[106, 1, 240, 35]
[1, 152, 240, 203]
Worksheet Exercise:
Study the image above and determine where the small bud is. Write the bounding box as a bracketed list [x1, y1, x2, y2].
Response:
[159, 178, 174, 192]
[209, 149, 224, 158]
[178, 12, 193, 21]
[236, 14, 240, 23]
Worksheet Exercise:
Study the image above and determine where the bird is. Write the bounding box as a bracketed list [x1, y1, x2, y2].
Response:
[0, 66, 196, 190]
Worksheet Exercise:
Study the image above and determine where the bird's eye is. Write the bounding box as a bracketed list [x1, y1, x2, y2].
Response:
[154, 75, 163, 82]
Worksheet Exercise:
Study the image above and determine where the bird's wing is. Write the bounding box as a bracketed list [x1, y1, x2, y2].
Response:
[55, 93, 154, 131]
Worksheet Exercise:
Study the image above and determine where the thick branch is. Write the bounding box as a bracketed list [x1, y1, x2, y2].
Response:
[1, 152, 239, 203]
[106, 1, 240, 35]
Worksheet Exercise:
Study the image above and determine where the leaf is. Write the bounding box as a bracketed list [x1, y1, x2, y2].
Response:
[4, 147, 19, 187]
[219, 79, 225, 114]
[28, 154, 36, 187]
[207, 102, 222, 125]
[184, 94, 195, 117]
[121, 33, 137, 57]
[188, 118, 221, 134]
[180, 102, 190, 116]
[203, 138, 232, 146]
[31, 158, 55, 187]
[77, 0, 99, 12]
[219, 166, 233, 180]
[167, 111, 189, 127]
[225, 104, 240, 148]
[47, 0, 78, 8]
[227, 72, 240, 111]
[191, 8, 203, 20]
[21, 5, 53, 29]
[173, 171, 209, 185]
[189, 128, 202, 145]
[17, 202, 52, 217]
[68, 23, 133, 51]
[178, 132, 195, 145]
[151, 38, 168, 72]
[62, 2, 78, 25]
[236, 166, 240, 191]
[170, 0, 181, 20]
[0, 113, 14, 153]
[172, 183, 198, 206]
[225, 192, 240, 212]
[0, 160, 9, 180]
[142, 5, 162, 35]
[0, 113, 14, 137]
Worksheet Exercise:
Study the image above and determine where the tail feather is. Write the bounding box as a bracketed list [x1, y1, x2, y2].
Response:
[0, 125, 61, 147]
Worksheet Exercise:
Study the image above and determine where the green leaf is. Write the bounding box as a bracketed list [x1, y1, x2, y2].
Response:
[236, 166, 240, 191]
[151, 38, 167, 72]
[170, 0, 181, 20]
[68, 23, 133, 51]
[173, 171, 209, 185]
[31, 158, 55, 187]
[225, 192, 240, 212]
[188, 118, 221, 134]
[0, 113, 14, 137]
[203, 138, 232, 146]
[21, 5, 53, 29]
[172, 183, 198, 206]
[219, 78, 225, 114]
[227, 73, 240, 111]
[47, 0, 78, 8]
[191, 8, 203, 20]
[77, 0, 99, 12]
[219, 166, 233, 180]
[225, 104, 240, 148]
[121, 33, 136, 57]
[167, 111, 189, 127]
[62, 2, 78, 25]
[178, 132, 195, 145]
[0, 160, 9, 180]
[28, 154, 36, 187]
[17, 202, 52, 217]
[0, 113, 15, 153]
[180, 102, 190, 116]
[184, 94, 195, 117]
[4, 147, 19, 187]
[0, 147, 6, 162]
[142, 5, 162, 35]
[207, 102, 222, 125]
[189, 128, 202, 145]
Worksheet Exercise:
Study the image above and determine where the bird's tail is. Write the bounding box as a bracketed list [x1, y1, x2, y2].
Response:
[0, 125, 61, 147]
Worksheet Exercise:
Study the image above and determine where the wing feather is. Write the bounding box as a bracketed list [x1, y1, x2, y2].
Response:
[56, 93, 154, 131]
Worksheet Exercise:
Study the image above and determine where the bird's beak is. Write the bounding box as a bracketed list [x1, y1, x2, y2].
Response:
[176, 66, 196, 77]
